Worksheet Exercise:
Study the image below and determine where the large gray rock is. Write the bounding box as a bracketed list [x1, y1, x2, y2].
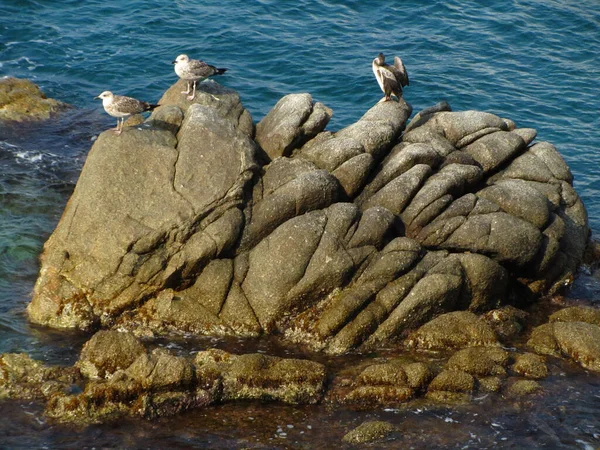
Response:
[28, 91, 258, 330]
[27, 87, 589, 357]
[296, 98, 412, 197]
[159, 79, 254, 137]
[255, 93, 332, 160]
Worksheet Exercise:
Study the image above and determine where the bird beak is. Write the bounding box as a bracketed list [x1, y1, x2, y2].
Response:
[172, 60, 177, 64]
[94, 96, 100, 99]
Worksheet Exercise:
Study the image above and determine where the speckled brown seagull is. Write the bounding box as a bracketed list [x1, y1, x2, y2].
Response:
[372, 53, 409, 102]
[95, 91, 158, 135]
[172, 54, 228, 100]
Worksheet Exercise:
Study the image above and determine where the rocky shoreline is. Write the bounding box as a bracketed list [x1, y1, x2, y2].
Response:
[1, 77, 599, 437]
[4, 302, 600, 429]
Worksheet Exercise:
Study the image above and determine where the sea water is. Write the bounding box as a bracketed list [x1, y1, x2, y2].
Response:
[1, 0, 600, 447]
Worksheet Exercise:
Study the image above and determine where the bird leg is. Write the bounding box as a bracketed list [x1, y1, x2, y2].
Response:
[187, 81, 197, 101]
[181, 81, 192, 95]
[115, 118, 124, 135]
[110, 119, 120, 133]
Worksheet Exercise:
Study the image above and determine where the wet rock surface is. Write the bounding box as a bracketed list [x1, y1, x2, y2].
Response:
[0, 77, 70, 121]
[1, 331, 326, 424]
[6, 300, 600, 423]
[528, 320, 600, 372]
[342, 420, 398, 444]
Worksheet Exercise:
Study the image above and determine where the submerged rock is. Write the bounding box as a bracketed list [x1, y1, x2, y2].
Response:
[342, 420, 397, 444]
[0, 77, 69, 121]
[505, 379, 542, 398]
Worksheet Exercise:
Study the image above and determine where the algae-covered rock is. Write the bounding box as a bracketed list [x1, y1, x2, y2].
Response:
[37, 331, 327, 424]
[478, 376, 503, 393]
[126, 349, 195, 390]
[0, 353, 78, 400]
[527, 323, 561, 357]
[46, 332, 211, 423]
[428, 369, 475, 393]
[343, 361, 415, 405]
[357, 361, 407, 386]
[483, 306, 529, 341]
[512, 353, 548, 379]
[407, 311, 498, 350]
[549, 306, 600, 326]
[220, 353, 326, 404]
[404, 362, 435, 390]
[342, 420, 397, 444]
[505, 379, 542, 397]
[528, 321, 600, 372]
[445, 347, 509, 377]
[426, 369, 475, 403]
[0, 77, 69, 121]
[328, 358, 435, 407]
[77, 330, 146, 379]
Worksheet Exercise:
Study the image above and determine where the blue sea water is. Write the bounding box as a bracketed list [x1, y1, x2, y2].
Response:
[1, 0, 600, 447]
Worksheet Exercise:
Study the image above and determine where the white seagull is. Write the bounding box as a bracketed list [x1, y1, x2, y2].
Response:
[172, 54, 228, 100]
[95, 91, 158, 135]
[372, 53, 409, 102]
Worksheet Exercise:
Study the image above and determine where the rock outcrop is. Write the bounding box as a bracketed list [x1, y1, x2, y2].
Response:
[2, 325, 554, 423]
[1, 331, 325, 424]
[0, 77, 69, 121]
[27, 80, 589, 360]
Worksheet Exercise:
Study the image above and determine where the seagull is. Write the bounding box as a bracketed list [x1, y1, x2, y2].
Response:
[172, 54, 228, 100]
[372, 53, 409, 102]
[94, 91, 159, 135]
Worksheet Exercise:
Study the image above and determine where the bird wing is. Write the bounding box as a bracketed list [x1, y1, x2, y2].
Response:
[393, 56, 409, 87]
[106, 95, 146, 116]
[380, 67, 400, 96]
[372, 61, 385, 93]
[187, 59, 216, 78]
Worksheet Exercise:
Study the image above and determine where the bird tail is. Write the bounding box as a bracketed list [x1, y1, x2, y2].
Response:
[215, 68, 228, 75]
[145, 103, 160, 112]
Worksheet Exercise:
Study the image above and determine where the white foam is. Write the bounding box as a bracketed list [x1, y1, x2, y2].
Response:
[15, 151, 43, 163]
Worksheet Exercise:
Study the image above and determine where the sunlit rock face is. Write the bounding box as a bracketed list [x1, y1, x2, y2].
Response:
[28, 82, 589, 355]
[0, 77, 70, 121]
